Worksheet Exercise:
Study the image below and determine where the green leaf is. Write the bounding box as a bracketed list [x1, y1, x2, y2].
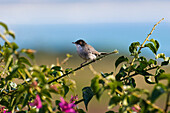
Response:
[107, 82, 117, 94]
[155, 53, 165, 59]
[150, 84, 166, 103]
[144, 43, 157, 54]
[115, 56, 128, 68]
[18, 57, 32, 66]
[148, 59, 157, 67]
[150, 39, 159, 50]
[51, 66, 62, 71]
[0, 22, 9, 31]
[6, 30, 15, 39]
[161, 60, 169, 66]
[77, 109, 86, 113]
[127, 95, 139, 105]
[82, 87, 94, 110]
[115, 65, 127, 81]
[65, 68, 72, 74]
[63, 84, 69, 97]
[91, 76, 100, 94]
[128, 78, 136, 88]
[55, 100, 60, 106]
[42, 89, 52, 98]
[11, 42, 19, 50]
[108, 96, 121, 109]
[129, 42, 140, 55]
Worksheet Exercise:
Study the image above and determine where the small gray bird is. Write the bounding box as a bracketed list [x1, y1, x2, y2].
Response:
[72, 39, 107, 65]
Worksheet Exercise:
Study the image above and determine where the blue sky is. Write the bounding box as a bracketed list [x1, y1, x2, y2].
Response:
[0, 0, 170, 24]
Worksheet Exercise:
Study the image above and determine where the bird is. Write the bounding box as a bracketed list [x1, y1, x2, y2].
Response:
[72, 39, 108, 65]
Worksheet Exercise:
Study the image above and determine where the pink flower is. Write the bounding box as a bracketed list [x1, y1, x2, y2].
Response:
[0, 107, 11, 113]
[131, 105, 141, 112]
[50, 85, 58, 92]
[29, 95, 42, 109]
[31, 81, 38, 87]
[70, 95, 78, 103]
[59, 96, 78, 113]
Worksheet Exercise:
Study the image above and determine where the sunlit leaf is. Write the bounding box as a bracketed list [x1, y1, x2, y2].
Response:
[148, 59, 157, 67]
[18, 57, 32, 66]
[144, 43, 157, 54]
[0, 22, 9, 31]
[11, 42, 19, 50]
[155, 53, 165, 59]
[5, 30, 15, 39]
[127, 95, 139, 105]
[91, 76, 100, 94]
[150, 39, 159, 50]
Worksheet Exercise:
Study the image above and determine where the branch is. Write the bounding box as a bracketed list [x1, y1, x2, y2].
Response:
[74, 99, 84, 105]
[48, 50, 118, 84]
[120, 65, 160, 81]
[131, 18, 164, 66]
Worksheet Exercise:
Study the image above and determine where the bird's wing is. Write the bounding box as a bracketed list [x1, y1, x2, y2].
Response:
[86, 44, 100, 55]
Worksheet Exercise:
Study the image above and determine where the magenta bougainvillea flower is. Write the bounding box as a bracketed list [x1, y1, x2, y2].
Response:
[0, 107, 11, 113]
[131, 105, 141, 112]
[59, 96, 78, 113]
[29, 95, 42, 109]
[70, 95, 78, 103]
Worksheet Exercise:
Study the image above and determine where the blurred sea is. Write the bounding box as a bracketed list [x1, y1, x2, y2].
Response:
[7, 23, 170, 56]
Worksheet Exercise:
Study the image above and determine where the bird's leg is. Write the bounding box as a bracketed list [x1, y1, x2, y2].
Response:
[81, 60, 87, 66]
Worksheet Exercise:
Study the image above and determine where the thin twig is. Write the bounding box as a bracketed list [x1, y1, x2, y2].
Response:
[74, 99, 84, 105]
[48, 50, 118, 84]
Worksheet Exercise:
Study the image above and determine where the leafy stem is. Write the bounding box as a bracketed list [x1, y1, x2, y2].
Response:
[120, 65, 160, 81]
[131, 18, 164, 66]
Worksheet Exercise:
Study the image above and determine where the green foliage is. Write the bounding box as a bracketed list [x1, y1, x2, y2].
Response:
[0, 19, 170, 113]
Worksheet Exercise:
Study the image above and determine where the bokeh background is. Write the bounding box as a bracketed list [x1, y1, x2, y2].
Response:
[0, 0, 170, 112]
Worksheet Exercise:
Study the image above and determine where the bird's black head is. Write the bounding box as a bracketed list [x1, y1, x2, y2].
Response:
[72, 39, 87, 46]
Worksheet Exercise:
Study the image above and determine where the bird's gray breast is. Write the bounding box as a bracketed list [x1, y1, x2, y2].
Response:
[76, 45, 96, 60]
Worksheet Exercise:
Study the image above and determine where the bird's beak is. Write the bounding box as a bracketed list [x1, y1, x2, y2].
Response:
[72, 42, 75, 44]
